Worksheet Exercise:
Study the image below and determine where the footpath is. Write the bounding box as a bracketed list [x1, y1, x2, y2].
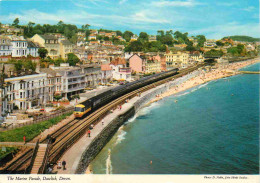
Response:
[52, 70, 201, 174]
[53, 92, 144, 174]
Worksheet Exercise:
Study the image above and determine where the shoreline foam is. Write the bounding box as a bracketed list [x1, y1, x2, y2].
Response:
[147, 58, 260, 105]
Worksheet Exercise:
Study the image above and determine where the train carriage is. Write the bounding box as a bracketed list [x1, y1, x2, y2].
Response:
[74, 68, 179, 118]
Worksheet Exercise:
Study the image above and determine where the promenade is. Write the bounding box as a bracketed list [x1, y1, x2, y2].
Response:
[53, 92, 143, 174]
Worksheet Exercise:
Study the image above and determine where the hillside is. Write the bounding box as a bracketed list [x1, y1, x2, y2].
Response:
[222, 35, 260, 42]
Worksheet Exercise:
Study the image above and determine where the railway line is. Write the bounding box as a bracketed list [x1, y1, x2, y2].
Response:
[0, 64, 204, 174]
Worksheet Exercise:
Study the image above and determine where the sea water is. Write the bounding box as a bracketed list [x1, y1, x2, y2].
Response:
[90, 63, 259, 174]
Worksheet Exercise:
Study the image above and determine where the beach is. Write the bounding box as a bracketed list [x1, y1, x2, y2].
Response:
[150, 58, 260, 104]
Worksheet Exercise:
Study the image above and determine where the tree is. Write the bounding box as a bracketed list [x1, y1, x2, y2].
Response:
[123, 31, 134, 42]
[216, 40, 224, 46]
[12, 18, 19, 27]
[116, 30, 123, 36]
[124, 41, 143, 52]
[104, 36, 110, 41]
[24, 60, 36, 71]
[66, 53, 80, 66]
[14, 60, 23, 72]
[82, 24, 90, 31]
[205, 49, 224, 57]
[38, 48, 48, 59]
[138, 32, 149, 42]
[196, 35, 206, 48]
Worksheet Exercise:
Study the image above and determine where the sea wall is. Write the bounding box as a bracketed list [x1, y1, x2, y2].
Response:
[75, 70, 201, 173]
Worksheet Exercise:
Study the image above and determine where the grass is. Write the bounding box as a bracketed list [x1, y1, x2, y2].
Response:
[0, 112, 72, 160]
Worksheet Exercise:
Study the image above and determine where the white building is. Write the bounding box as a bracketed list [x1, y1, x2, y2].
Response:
[110, 58, 131, 81]
[0, 36, 12, 56]
[49, 63, 86, 99]
[4, 73, 49, 112]
[27, 41, 39, 57]
[10, 36, 28, 57]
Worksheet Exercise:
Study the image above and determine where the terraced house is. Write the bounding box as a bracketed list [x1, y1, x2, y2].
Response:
[165, 51, 189, 69]
[59, 39, 74, 59]
[0, 35, 12, 56]
[3, 73, 49, 112]
[10, 36, 28, 57]
[31, 34, 60, 59]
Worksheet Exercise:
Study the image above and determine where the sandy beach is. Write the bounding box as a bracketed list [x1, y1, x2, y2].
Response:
[149, 58, 260, 104]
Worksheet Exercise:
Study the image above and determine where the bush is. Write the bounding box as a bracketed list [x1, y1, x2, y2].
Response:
[0, 112, 72, 160]
[13, 105, 19, 110]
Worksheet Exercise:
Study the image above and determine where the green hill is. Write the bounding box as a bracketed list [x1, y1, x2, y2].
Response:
[222, 35, 260, 42]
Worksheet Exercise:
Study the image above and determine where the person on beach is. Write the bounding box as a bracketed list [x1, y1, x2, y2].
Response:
[62, 160, 66, 170]
[120, 105, 122, 110]
[102, 119, 104, 125]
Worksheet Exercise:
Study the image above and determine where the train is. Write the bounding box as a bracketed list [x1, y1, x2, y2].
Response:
[74, 68, 179, 118]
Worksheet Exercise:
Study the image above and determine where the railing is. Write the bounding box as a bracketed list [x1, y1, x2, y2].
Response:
[38, 138, 52, 174]
[0, 107, 74, 132]
[26, 140, 39, 174]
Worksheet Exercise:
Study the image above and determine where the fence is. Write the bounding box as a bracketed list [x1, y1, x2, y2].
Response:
[0, 107, 74, 132]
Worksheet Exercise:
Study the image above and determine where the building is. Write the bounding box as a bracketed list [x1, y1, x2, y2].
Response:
[145, 59, 161, 74]
[59, 39, 74, 59]
[3, 73, 49, 111]
[130, 35, 138, 41]
[80, 64, 102, 87]
[10, 36, 28, 57]
[129, 54, 145, 73]
[88, 34, 97, 40]
[204, 40, 217, 48]
[110, 57, 131, 81]
[48, 63, 86, 99]
[27, 41, 39, 57]
[31, 34, 60, 59]
[165, 51, 189, 69]
[174, 44, 187, 50]
[0, 36, 12, 56]
[101, 63, 112, 84]
[189, 52, 204, 63]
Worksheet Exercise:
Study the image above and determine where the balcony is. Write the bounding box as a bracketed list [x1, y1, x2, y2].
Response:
[119, 68, 131, 73]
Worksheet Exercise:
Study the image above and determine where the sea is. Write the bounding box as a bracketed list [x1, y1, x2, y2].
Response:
[90, 62, 260, 174]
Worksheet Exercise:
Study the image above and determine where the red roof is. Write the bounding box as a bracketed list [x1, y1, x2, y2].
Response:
[101, 64, 112, 71]
[110, 57, 126, 66]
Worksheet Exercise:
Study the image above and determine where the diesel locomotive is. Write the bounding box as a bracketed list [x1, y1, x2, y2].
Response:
[74, 68, 179, 118]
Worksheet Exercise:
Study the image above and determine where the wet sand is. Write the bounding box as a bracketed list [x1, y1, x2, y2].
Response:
[149, 58, 260, 104]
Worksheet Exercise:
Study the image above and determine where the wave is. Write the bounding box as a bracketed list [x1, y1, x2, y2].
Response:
[106, 149, 113, 174]
[125, 102, 160, 124]
[115, 126, 127, 145]
[174, 82, 210, 98]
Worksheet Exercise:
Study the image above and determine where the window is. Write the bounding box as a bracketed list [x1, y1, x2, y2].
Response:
[32, 81, 34, 87]
[20, 83, 23, 89]
[20, 92, 22, 98]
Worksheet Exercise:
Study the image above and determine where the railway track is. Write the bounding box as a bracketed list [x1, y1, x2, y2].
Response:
[0, 64, 204, 174]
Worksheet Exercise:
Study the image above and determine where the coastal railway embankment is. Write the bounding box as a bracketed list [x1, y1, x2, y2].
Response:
[0, 64, 204, 174]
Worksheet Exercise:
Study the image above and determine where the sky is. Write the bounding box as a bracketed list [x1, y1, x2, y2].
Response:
[0, 0, 259, 39]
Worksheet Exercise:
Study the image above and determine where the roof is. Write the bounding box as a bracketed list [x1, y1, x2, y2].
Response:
[101, 64, 112, 71]
[60, 40, 73, 45]
[39, 34, 58, 40]
[0, 36, 12, 46]
[110, 57, 126, 66]
[40, 68, 60, 77]
[27, 41, 40, 48]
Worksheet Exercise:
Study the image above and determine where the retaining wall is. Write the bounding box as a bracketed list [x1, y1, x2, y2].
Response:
[75, 70, 201, 173]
